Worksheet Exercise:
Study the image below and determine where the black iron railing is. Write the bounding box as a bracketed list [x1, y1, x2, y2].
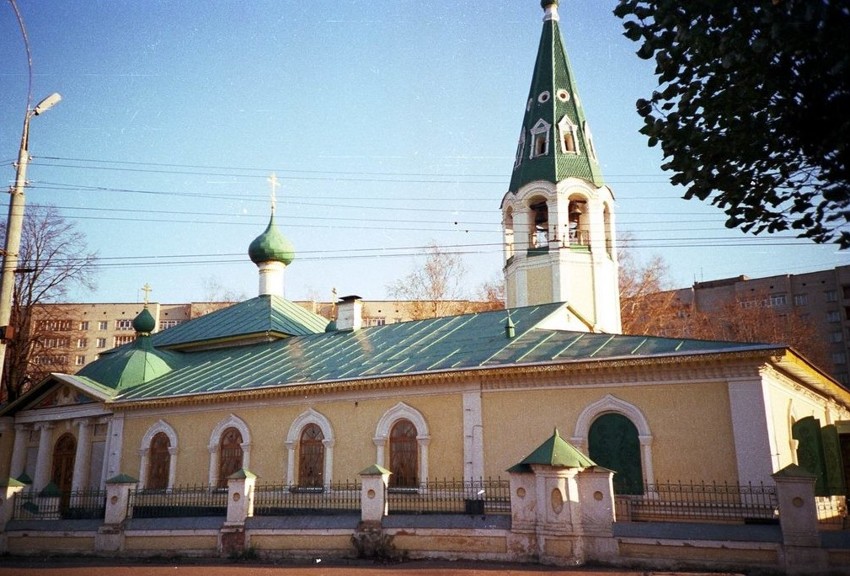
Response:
[129, 485, 227, 518]
[615, 480, 778, 524]
[387, 477, 510, 515]
[253, 481, 361, 516]
[13, 488, 106, 520]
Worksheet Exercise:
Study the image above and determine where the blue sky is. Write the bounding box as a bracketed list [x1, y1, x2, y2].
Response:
[1, 0, 846, 304]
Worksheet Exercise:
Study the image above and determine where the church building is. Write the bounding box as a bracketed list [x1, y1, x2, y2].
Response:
[2, 0, 848, 504]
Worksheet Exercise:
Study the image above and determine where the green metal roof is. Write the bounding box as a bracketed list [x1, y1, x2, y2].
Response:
[508, 4, 604, 192]
[508, 427, 595, 473]
[150, 294, 329, 348]
[75, 334, 183, 391]
[115, 302, 774, 403]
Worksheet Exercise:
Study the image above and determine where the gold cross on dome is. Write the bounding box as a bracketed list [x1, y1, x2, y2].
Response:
[141, 283, 152, 305]
[267, 172, 280, 214]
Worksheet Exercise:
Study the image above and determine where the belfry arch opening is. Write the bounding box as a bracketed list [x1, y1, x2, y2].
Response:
[567, 197, 587, 246]
[529, 199, 549, 249]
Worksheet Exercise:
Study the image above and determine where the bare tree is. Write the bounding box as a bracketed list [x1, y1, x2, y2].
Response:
[1, 205, 97, 402]
[617, 240, 829, 371]
[475, 277, 506, 312]
[387, 243, 469, 319]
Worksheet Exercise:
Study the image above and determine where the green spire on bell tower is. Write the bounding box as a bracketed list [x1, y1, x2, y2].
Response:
[508, 0, 604, 194]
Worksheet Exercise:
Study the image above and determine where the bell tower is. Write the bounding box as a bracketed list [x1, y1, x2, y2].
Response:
[502, 0, 621, 334]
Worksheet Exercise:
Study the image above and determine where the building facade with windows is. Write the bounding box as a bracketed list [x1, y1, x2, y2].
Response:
[668, 266, 850, 386]
[1, 1, 848, 515]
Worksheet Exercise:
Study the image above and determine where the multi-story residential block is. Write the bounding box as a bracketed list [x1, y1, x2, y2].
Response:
[670, 265, 850, 385]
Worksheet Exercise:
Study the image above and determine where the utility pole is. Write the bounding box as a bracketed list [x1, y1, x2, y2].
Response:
[0, 92, 61, 396]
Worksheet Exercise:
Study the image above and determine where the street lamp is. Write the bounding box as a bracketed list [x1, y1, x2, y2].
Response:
[0, 92, 62, 391]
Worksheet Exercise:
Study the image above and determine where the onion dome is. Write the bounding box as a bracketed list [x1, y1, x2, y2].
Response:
[248, 214, 295, 265]
[133, 306, 156, 334]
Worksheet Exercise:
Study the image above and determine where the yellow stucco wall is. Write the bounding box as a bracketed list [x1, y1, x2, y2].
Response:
[122, 389, 466, 484]
[482, 380, 738, 482]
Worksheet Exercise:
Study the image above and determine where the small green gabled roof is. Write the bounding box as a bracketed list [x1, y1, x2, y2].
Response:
[509, 428, 595, 473]
[150, 294, 329, 349]
[76, 334, 183, 391]
[509, 1, 604, 192]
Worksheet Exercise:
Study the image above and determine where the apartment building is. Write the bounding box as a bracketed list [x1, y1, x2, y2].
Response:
[671, 265, 850, 385]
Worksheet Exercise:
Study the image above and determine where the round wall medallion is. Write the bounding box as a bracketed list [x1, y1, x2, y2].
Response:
[516, 487, 526, 498]
[557, 89, 569, 101]
[593, 490, 604, 501]
[367, 489, 376, 500]
[233, 492, 241, 502]
[792, 496, 804, 508]
[110, 495, 118, 505]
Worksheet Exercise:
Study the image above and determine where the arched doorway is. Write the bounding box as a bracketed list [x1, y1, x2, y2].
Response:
[51, 433, 76, 493]
[298, 423, 324, 488]
[389, 419, 418, 488]
[588, 413, 643, 495]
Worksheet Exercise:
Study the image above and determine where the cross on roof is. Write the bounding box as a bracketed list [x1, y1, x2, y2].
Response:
[141, 283, 152, 306]
[267, 172, 280, 215]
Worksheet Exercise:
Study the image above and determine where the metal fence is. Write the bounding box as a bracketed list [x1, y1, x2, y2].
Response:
[129, 485, 227, 519]
[615, 480, 779, 524]
[253, 481, 361, 516]
[13, 488, 106, 521]
[387, 477, 510, 515]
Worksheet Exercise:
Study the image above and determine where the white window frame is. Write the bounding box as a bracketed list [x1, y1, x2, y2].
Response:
[284, 408, 335, 488]
[139, 420, 179, 490]
[374, 402, 430, 485]
[529, 119, 551, 159]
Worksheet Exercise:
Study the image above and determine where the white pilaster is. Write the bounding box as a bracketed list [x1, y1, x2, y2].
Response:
[32, 423, 54, 490]
[71, 419, 92, 490]
[102, 413, 125, 484]
[10, 424, 28, 479]
[462, 389, 484, 481]
[728, 377, 777, 485]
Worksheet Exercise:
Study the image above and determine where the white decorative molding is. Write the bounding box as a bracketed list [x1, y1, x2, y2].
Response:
[138, 419, 178, 489]
[285, 408, 335, 486]
[572, 394, 655, 483]
[207, 414, 251, 487]
[374, 402, 431, 482]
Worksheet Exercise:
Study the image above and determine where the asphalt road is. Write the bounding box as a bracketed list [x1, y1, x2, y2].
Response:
[0, 557, 730, 576]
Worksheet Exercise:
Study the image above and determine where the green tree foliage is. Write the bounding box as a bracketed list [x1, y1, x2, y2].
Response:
[614, 1, 850, 246]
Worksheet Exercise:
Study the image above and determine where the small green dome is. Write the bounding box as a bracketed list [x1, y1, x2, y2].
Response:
[248, 214, 295, 265]
[133, 307, 156, 334]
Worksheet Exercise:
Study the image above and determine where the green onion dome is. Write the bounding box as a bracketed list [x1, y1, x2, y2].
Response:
[248, 214, 295, 265]
[132, 307, 156, 334]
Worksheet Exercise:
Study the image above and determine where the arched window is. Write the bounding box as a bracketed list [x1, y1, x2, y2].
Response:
[298, 423, 325, 488]
[588, 413, 643, 495]
[51, 433, 76, 494]
[218, 427, 244, 488]
[147, 432, 171, 490]
[389, 419, 418, 488]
